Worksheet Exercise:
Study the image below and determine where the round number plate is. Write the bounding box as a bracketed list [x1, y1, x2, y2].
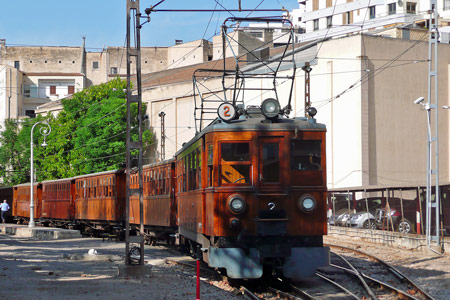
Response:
[217, 103, 236, 122]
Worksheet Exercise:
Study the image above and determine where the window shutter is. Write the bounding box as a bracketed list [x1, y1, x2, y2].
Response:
[50, 86, 56, 95]
[313, 0, 319, 10]
[68, 86, 75, 94]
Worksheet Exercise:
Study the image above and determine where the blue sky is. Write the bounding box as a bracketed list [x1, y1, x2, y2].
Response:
[0, 0, 298, 50]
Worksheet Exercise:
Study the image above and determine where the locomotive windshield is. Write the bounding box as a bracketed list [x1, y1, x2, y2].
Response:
[220, 142, 251, 185]
[291, 140, 322, 171]
[262, 143, 280, 183]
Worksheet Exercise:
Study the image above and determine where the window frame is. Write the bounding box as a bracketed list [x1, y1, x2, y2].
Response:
[369, 6, 376, 19]
[388, 3, 396, 15]
[326, 16, 332, 28]
[406, 2, 416, 14]
[219, 141, 252, 186]
[313, 19, 319, 31]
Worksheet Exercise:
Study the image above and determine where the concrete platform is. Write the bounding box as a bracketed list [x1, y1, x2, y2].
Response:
[327, 225, 450, 255]
[0, 224, 81, 240]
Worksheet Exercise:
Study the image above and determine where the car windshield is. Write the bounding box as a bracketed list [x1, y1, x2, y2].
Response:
[355, 198, 382, 212]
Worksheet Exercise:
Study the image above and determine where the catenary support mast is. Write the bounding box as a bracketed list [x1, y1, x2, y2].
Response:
[426, 0, 440, 249]
[126, 0, 145, 265]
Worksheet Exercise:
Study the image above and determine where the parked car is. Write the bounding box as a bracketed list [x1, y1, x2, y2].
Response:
[345, 198, 382, 229]
[328, 208, 349, 226]
[335, 211, 353, 227]
[349, 211, 377, 229]
[374, 198, 416, 233]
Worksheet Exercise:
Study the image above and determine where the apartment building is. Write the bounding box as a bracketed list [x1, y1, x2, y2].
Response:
[292, 0, 450, 42]
[0, 37, 213, 122]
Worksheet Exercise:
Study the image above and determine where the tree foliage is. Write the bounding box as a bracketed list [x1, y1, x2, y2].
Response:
[0, 78, 156, 186]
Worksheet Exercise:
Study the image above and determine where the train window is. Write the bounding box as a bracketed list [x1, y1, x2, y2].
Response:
[220, 142, 251, 185]
[262, 143, 280, 183]
[221, 143, 249, 162]
[207, 144, 214, 187]
[207, 144, 213, 165]
[291, 140, 322, 171]
[197, 148, 201, 189]
[183, 157, 188, 192]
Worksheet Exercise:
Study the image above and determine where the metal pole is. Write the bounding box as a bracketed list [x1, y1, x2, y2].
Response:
[426, 106, 432, 245]
[126, 0, 145, 265]
[29, 124, 36, 228]
[29, 121, 51, 228]
[426, 0, 440, 247]
[159, 112, 166, 161]
[303, 63, 311, 118]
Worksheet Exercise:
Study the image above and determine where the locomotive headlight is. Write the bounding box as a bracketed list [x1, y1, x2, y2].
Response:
[228, 194, 246, 214]
[298, 194, 317, 213]
[261, 98, 280, 119]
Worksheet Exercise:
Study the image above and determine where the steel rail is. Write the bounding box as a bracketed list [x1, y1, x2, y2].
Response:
[315, 272, 360, 299]
[332, 251, 379, 300]
[326, 243, 435, 300]
[329, 264, 422, 300]
[289, 285, 318, 300]
[241, 286, 262, 300]
[267, 287, 303, 300]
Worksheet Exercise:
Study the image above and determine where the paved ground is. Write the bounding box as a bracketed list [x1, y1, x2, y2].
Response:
[0, 234, 239, 300]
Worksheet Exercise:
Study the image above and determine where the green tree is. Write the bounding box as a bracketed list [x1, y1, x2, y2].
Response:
[0, 115, 52, 186]
[0, 78, 155, 185]
[0, 119, 28, 186]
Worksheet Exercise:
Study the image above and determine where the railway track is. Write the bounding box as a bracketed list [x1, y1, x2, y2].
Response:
[323, 243, 435, 300]
[164, 244, 434, 300]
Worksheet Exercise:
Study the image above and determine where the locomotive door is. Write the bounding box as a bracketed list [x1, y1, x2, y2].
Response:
[258, 137, 282, 188]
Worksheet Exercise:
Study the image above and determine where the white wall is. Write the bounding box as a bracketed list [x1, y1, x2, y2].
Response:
[0, 67, 6, 123]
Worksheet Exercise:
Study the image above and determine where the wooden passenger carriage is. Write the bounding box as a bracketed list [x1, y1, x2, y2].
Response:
[129, 159, 177, 241]
[73, 170, 126, 229]
[12, 183, 42, 223]
[41, 178, 74, 226]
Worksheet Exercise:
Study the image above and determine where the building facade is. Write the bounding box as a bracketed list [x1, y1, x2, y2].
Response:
[0, 37, 213, 122]
[291, 0, 450, 43]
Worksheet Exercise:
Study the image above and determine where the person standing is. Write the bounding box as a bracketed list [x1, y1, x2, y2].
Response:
[0, 199, 10, 223]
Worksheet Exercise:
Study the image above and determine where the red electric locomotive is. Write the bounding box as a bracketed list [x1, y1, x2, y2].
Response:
[175, 100, 329, 280]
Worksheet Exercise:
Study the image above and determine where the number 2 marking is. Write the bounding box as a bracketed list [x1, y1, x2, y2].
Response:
[223, 106, 230, 117]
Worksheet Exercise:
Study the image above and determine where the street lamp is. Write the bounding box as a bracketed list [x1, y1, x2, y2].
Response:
[29, 121, 51, 228]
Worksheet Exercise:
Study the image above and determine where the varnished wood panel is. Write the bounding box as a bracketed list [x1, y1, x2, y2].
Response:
[202, 129, 327, 237]
[41, 180, 74, 220]
[74, 172, 125, 222]
[177, 190, 203, 233]
[130, 162, 176, 227]
[13, 184, 41, 219]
